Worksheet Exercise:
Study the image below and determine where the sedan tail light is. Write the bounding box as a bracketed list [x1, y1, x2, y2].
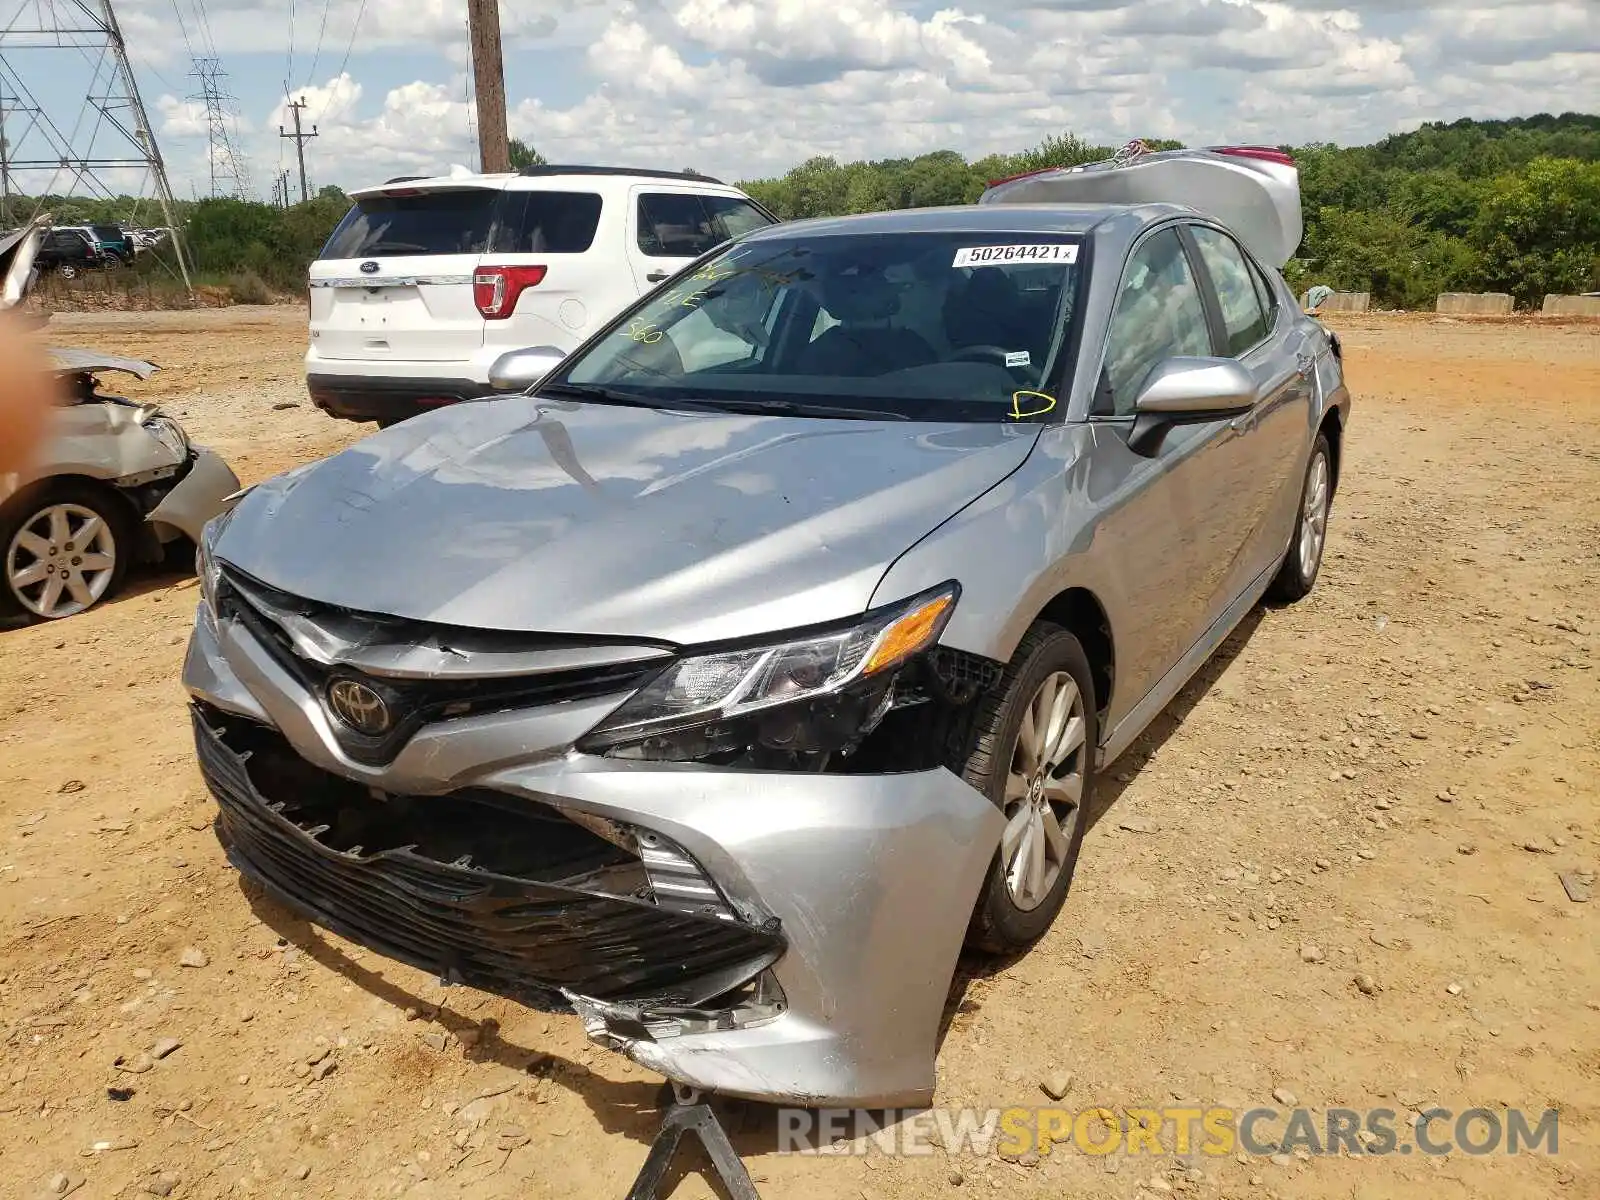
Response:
[473, 265, 547, 319]
[985, 165, 1058, 190]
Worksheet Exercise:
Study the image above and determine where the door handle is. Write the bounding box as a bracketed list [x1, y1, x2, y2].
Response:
[646, 270, 669, 283]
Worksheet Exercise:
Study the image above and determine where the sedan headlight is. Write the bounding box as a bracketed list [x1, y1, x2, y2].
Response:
[580, 583, 959, 764]
[143, 414, 189, 460]
[195, 506, 236, 612]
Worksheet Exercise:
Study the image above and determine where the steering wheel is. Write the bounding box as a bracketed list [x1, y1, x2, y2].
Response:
[950, 344, 1022, 370]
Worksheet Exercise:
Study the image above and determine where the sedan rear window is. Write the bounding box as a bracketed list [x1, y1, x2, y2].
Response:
[320, 190, 500, 259]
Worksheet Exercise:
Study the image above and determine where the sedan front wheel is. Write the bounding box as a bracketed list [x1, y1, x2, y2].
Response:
[0, 484, 130, 621]
[959, 623, 1098, 954]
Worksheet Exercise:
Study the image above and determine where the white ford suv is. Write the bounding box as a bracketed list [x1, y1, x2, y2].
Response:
[305, 166, 779, 425]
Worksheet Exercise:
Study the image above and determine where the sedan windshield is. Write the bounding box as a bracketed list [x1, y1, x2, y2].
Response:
[556, 231, 1085, 422]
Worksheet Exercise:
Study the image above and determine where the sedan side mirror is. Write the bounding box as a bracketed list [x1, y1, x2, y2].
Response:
[487, 345, 567, 394]
[1128, 357, 1256, 456]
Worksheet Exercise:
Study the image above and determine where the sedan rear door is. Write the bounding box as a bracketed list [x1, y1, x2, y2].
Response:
[309, 184, 500, 363]
[1183, 222, 1316, 611]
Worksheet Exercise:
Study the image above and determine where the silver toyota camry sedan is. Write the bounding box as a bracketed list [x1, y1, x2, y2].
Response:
[183, 147, 1351, 1108]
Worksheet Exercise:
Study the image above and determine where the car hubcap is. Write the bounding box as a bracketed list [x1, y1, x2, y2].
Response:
[1299, 451, 1330, 580]
[6, 503, 116, 619]
[1001, 671, 1086, 911]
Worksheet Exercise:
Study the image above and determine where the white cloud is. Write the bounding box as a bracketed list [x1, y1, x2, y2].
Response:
[112, 0, 1600, 195]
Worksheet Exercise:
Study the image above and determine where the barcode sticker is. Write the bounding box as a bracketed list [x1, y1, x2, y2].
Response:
[953, 244, 1079, 268]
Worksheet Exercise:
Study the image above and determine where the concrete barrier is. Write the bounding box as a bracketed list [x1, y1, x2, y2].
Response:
[1541, 294, 1600, 317]
[1317, 292, 1370, 313]
[1436, 292, 1514, 316]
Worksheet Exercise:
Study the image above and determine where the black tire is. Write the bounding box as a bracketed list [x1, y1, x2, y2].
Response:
[1266, 432, 1333, 603]
[57, 263, 78, 280]
[0, 481, 134, 623]
[958, 622, 1098, 954]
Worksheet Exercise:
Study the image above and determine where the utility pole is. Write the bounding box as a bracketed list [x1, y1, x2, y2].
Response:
[465, 0, 509, 173]
[278, 97, 317, 204]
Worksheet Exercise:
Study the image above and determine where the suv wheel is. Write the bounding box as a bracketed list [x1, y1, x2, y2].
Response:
[958, 623, 1098, 954]
[57, 263, 78, 280]
[1266, 432, 1332, 603]
[0, 483, 131, 622]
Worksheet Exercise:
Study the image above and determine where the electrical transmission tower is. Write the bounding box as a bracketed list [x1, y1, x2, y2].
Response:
[0, 0, 193, 292]
[189, 56, 251, 200]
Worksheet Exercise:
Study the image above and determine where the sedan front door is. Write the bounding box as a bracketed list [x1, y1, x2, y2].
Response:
[1080, 224, 1257, 721]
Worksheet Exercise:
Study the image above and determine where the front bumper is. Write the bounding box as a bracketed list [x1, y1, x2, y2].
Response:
[183, 604, 1003, 1107]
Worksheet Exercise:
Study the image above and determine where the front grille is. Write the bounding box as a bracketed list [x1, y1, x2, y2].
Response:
[214, 568, 662, 765]
[194, 706, 784, 1009]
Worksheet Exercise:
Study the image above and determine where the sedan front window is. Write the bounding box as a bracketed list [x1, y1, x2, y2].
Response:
[557, 232, 1085, 423]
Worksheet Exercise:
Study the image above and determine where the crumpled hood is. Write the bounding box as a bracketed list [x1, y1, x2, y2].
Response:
[216, 396, 1040, 645]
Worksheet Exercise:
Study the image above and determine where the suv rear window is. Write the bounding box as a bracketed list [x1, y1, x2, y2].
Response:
[321, 190, 500, 259]
[488, 191, 602, 253]
[637, 192, 774, 258]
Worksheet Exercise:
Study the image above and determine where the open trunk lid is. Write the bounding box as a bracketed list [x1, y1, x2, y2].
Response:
[309, 182, 506, 363]
[980, 143, 1304, 269]
[0, 215, 50, 309]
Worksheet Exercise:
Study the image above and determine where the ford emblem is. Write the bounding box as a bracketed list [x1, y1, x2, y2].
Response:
[359, 260, 380, 274]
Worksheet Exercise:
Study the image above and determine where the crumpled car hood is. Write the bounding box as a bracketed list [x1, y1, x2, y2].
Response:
[216, 396, 1040, 645]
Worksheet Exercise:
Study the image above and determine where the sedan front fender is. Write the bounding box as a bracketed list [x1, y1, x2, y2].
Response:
[146, 447, 242, 544]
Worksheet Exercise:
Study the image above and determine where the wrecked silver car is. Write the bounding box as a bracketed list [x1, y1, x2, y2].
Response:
[184, 148, 1350, 1108]
[0, 218, 243, 622]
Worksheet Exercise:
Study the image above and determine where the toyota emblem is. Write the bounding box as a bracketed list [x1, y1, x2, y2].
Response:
[327, 678, 391, 736]
[359, 260, 380, 274]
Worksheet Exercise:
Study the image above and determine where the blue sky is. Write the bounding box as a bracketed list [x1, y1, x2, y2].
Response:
[2, 0, 1595, 207]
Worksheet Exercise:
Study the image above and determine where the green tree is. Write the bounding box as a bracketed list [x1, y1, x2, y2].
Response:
[508, 138, 546, 170]
[1471, 156, 1600, 303]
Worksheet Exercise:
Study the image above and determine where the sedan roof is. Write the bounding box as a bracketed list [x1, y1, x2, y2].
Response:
[738, 202, 1189, 244]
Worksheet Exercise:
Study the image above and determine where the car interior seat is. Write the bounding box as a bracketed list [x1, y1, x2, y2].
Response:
[794, 271, 937, 377]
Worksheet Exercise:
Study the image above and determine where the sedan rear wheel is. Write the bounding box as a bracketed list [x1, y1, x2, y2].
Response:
[0, 485, 130, 622]
[1266, 431, 1333, 603]
[959, 623, 1098, 954]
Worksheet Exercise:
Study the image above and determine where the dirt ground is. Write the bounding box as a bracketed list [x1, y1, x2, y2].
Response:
[1, 307, 1596, 1200]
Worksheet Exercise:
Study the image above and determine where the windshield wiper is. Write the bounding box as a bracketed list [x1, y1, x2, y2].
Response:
[535, 381, 659, 409]
[662, 396, 914, 421]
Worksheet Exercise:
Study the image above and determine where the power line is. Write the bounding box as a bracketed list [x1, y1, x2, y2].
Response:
[322, 0, 367, 125]
[305, 0, 334, 86]
[285, 0, 297, 93]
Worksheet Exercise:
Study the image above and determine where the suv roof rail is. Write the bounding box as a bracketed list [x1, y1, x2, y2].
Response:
[516, 164, 726, 185]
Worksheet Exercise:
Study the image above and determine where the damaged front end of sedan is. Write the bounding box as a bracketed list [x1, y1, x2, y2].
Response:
[185, 544, 1006, 1108]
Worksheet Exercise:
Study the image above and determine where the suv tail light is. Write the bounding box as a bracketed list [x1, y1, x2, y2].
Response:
[1213, 145, 1296, 167]
[473, 265, 547, 319]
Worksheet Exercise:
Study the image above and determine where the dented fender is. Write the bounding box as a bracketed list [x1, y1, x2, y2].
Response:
[147, 447, 242, 544]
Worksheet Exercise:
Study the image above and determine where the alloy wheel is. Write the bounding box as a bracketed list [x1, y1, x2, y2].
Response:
[1001, 671, 1087, 911]
[1299, 450, 1330, 580]
[5, 502, 118, 619]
